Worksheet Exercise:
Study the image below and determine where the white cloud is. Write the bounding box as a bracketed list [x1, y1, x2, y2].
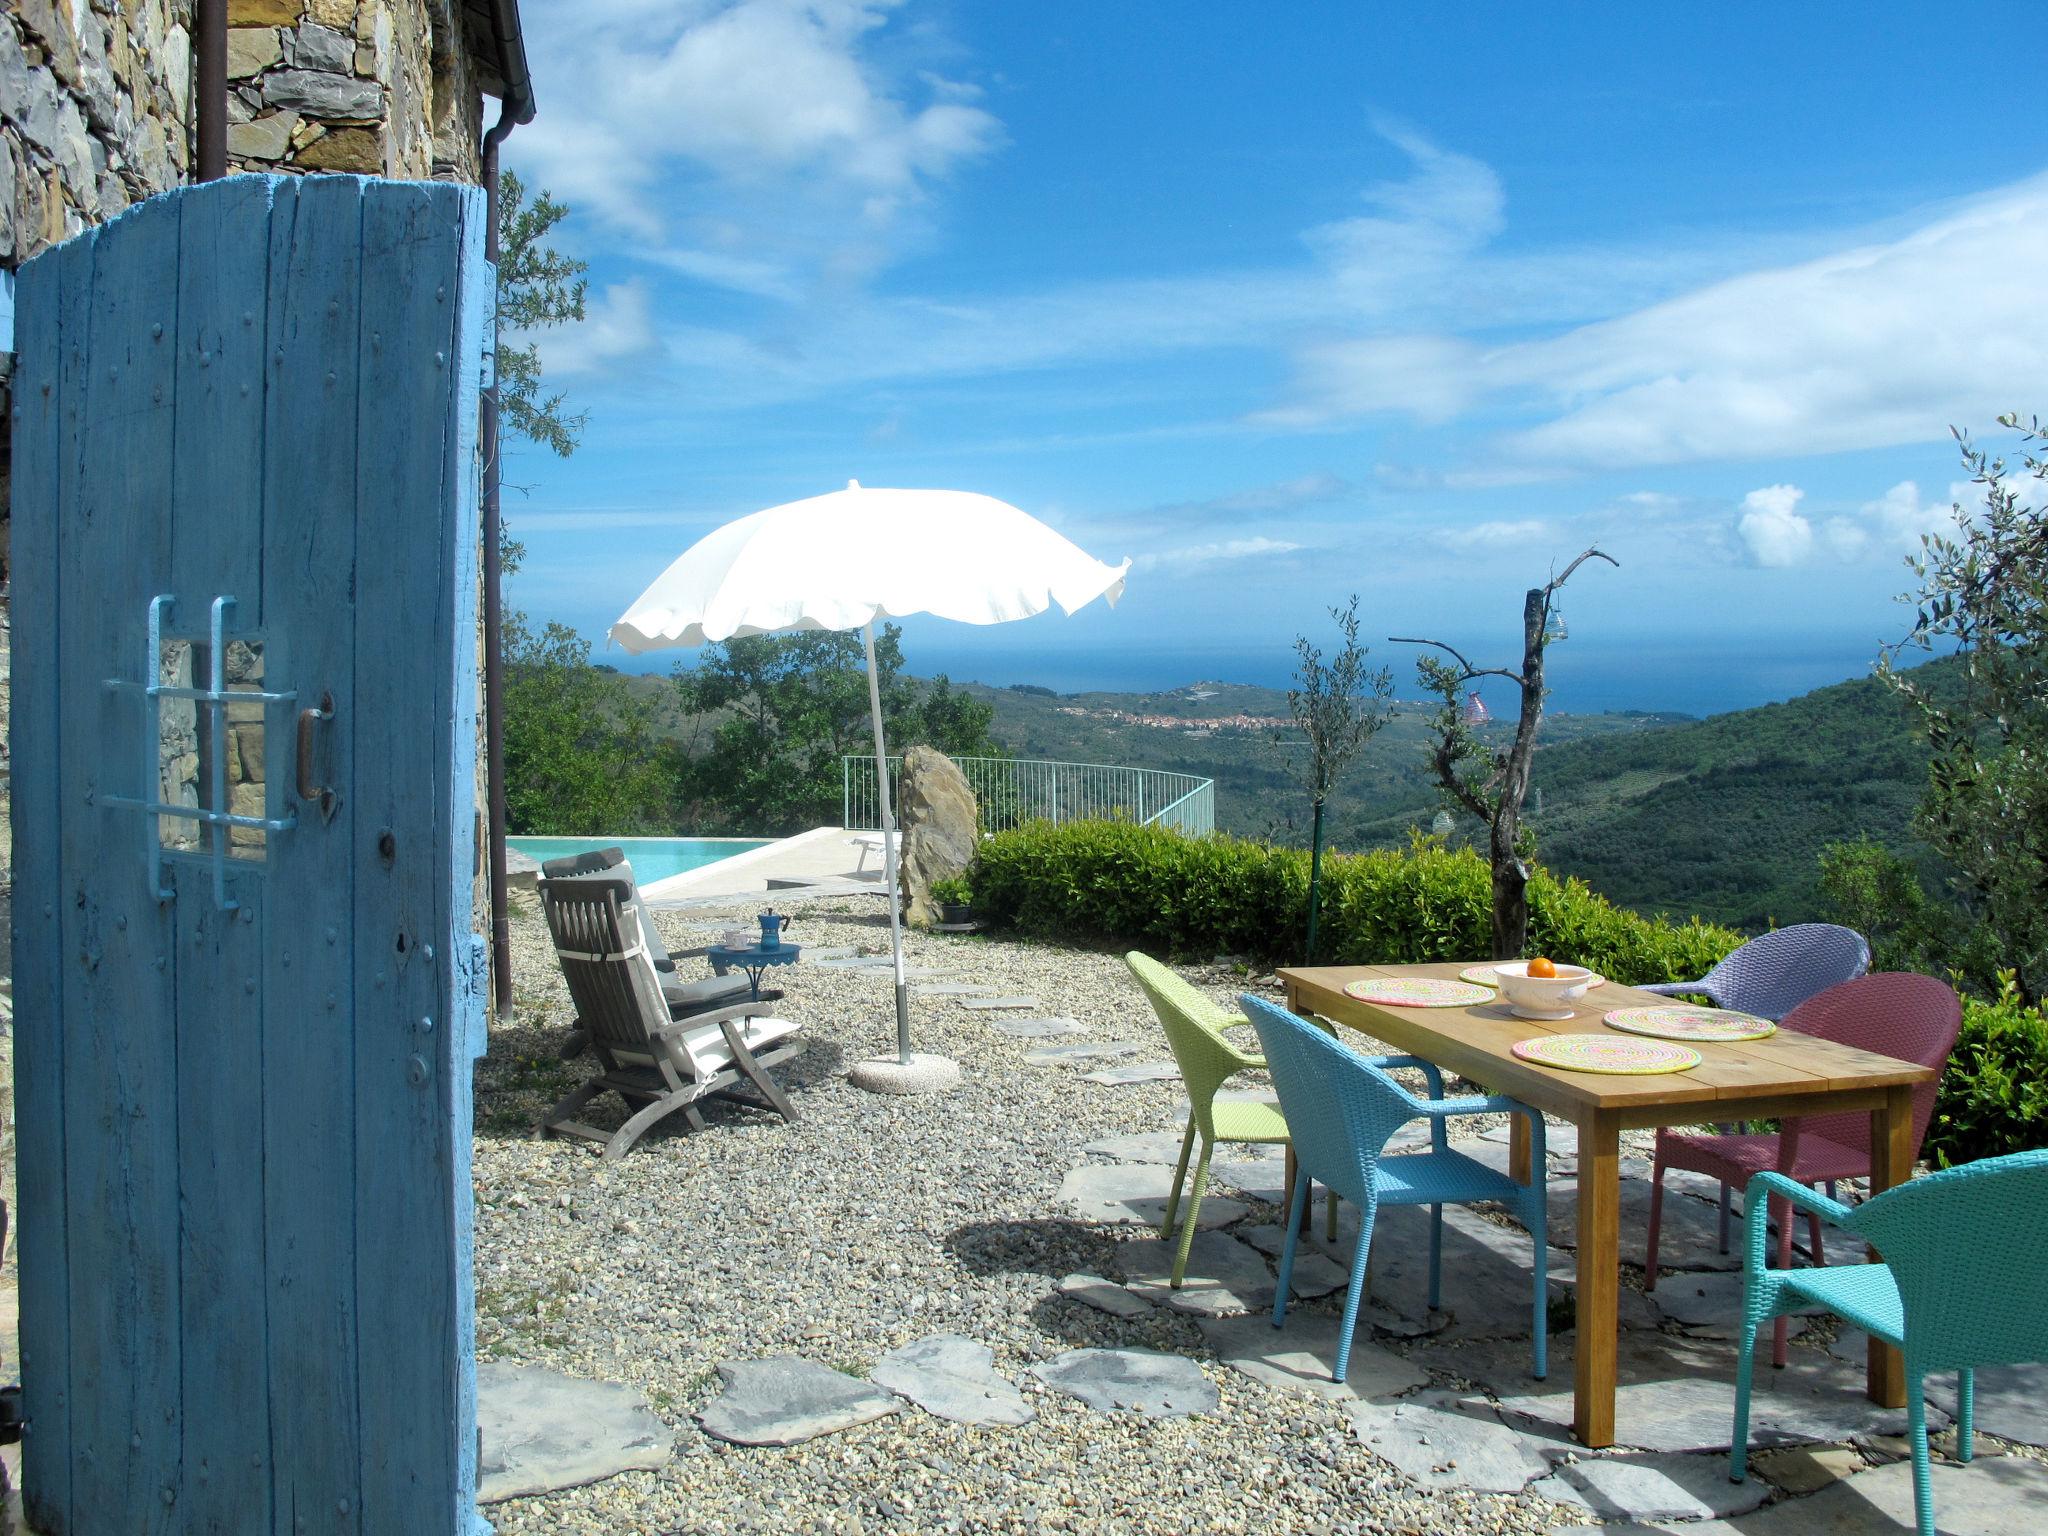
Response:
[1442, 518, 1550, 548]
[1736, 484, 1813, 567]
[1132, 537, 1305, 572]
[1282, 175, 2048, 472]
[532, 281, 660, 377]
[510, 0, 999, 266]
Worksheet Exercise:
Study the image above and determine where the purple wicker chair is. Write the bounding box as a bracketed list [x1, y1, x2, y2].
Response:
[1643, 972, 1961, 1366]
[1641, 922, 1870, 1021]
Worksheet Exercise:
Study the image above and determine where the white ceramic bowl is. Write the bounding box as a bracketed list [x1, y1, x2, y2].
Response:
[1491, 960, 1596, 1019]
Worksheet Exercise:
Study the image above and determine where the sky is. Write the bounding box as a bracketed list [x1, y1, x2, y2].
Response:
[499, 2, 2048, 716]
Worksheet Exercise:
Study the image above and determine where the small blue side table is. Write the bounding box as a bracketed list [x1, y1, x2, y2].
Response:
[707, 942, 802, 1001]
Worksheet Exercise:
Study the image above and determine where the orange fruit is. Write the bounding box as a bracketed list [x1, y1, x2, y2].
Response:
[1527, 956, 1558, 978]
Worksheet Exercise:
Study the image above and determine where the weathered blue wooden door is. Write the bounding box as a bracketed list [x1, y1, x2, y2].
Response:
[8, 174, 491, 1534]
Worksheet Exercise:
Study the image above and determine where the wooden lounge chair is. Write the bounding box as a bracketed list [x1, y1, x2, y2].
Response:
[539, 848, 754, 1017]
[539, 874, 804, 1158]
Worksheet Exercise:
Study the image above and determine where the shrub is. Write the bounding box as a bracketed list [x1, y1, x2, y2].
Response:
[969, 821, 1740, 983]
[1927, 976, 2048, 1167]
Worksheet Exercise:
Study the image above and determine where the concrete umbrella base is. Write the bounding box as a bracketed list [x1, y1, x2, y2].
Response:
[848, 1053, 964, 1095]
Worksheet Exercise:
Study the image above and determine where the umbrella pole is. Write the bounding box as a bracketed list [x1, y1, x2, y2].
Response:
[863, 621, 912, 1064]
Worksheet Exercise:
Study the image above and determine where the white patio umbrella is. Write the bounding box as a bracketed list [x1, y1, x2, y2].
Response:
[611, 481, 1130, 1091]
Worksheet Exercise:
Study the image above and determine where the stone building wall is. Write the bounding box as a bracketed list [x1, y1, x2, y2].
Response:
[1, 2, 492, 271]
[1, 0, 197, 264]
[225, 1, 487, 183]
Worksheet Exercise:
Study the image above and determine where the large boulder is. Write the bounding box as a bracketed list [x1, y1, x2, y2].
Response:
[897, 745, 978, 928]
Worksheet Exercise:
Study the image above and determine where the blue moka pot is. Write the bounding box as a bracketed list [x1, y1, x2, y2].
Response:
[758, 909, 792, 949]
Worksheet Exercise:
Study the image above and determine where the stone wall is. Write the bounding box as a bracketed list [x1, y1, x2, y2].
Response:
[1, 0, 197, 265]
[226, 1, 487, 182]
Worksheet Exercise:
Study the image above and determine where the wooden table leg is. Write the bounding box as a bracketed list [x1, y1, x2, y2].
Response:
[1573, 1112, 1621, 1448]
[1866, 1083, 1913, 1408]
[1509, 1113, 1532, 1187]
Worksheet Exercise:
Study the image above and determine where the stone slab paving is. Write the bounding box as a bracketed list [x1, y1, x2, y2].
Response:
[1531, 1449, 1773, 1522]
[868, 1333, 1035, 1427]
[1212, 1159, 1289, 1202]
[1663, 1452, 2048, 1534]
[959, 995, 1042, 1010]
[1056, 1163, 1247, 1229]
[475, 1362, 673, 1503]
[808, 956, 896, 970]
[1023, 1041, 1143, 1067]
[1545, 1159, 1738, 1273]
[797, 945, 858, 961]
[1237, 1224, 1350, 1299]
[1467, 1328, 1951, 1455]
[1029, 1348, 1220, 1418]
[1058, 1272, 1156, 1319]
[1650, 1268, 1811, 1342]
[1749, 1442, 1864, 1495]
[696, 1357, 903, 1447]
[1197, 1311, 1427, 1405]
[1316, 1203, 1661, 1341]
[985, 1015, 1088, 1038]
[1080, 1062, 1182, 1085]
[1083, 1129, 1192, 1164]
[1345, 1390, 1558, 1495]
[1922, 1357, 2048, 1449]
[1119, 1230, 1278, 1316]
[912, 982, 993, 996]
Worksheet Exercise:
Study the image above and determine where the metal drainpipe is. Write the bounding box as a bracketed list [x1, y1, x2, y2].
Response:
[196, 0, 226, 180]
[482, 107, 518, 1017]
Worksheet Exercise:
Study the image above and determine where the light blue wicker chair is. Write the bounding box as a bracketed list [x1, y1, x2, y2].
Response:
[1241, 993, 1550, 1384]
[1731, 1150, 2048, 1536]
[1644, 921, 1873, 1244]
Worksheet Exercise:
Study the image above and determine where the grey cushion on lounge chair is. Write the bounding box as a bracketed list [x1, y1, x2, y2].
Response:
[541, 847, 675, 970]
[539, 848, 750, 1013]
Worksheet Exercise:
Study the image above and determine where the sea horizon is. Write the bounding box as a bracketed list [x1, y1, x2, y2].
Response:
[595, 632, 1939, 720]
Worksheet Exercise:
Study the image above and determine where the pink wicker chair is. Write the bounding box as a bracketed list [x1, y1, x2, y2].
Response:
[1643, 973, 1961, 1366]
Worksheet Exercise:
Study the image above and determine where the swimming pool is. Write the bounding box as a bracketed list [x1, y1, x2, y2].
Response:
[508, 836, 774, 886]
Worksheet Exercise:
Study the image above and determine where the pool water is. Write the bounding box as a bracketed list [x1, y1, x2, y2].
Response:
[508, 836, 773, 885]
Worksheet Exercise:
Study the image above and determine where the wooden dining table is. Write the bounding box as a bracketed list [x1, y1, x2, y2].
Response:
[1278, 960, 1936, 1449]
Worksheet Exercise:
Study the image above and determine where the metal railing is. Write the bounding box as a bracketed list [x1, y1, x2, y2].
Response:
[843, 755, 1215, 837]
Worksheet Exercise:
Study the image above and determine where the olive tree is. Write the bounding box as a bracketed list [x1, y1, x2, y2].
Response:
[1281, 596, 1393, 961]
[1882, 415, 2048, 998]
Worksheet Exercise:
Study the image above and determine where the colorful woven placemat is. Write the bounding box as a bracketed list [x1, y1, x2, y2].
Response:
[1603, 1005, 1776, 1042]
[1344, 977, 1496, 1008]
[1460, 963, 1607, 988]
[1510, 1034, 1702, 1075]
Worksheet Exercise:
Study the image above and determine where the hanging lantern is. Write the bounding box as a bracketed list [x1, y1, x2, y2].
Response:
[1544, 605, 1569, 643]
[1430, 810, 1455, 838]
[1462, 691, 1490, 725]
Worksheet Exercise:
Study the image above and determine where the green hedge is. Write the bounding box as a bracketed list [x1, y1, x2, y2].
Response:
[1927, 980, 2048, 1167]
[968, 821, 1741, 984]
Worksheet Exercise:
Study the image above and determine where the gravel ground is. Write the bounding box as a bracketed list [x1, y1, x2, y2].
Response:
[475, 890, 1571, 1536]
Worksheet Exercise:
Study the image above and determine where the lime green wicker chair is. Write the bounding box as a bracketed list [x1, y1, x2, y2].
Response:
[1731, 1149, 2048, 1536]
[1126, 952, 1292, 1287]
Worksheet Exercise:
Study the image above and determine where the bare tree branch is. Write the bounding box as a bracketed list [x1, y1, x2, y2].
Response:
[1386, 637, 1522, 684]
[1544, 546, 1619, 598]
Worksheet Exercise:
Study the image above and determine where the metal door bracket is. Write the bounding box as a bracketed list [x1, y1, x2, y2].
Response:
[99, 595, 302, 911]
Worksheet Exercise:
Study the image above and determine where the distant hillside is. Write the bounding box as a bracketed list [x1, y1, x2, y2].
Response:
[628, 652, 1951, 933]
[975, 660, 1953, 932]
[1516, 661, 1952, 929]
[969, 679, 1686, 844]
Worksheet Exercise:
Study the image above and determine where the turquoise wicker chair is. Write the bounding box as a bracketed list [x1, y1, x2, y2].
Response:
[1241, 993, 1550, 1385]
[1731, 1150, 2048, 1536]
